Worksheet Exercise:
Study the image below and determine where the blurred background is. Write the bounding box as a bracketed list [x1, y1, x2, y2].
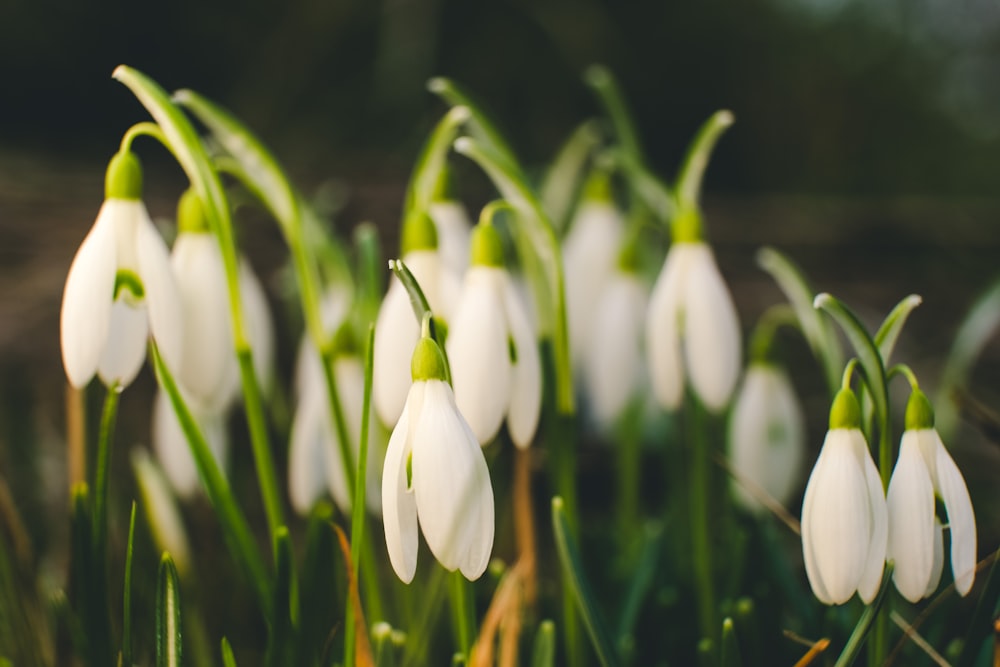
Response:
[1, 0, 1000, 660]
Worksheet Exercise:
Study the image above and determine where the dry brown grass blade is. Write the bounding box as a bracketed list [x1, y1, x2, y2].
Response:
[791, 637, 829, 667]
[714, 451, 801, 535]
[332, 523, 375, 667]
[890, 610, 951, 667]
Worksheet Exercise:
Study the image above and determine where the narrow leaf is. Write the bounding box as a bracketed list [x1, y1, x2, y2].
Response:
[122, 501, 136, 667]
[332, 524, 375, 667]
[720, 618, 743, 667]
[221, 637, 237, 667]
[427, 77, 521, 174]
[532, 620, 557, 667]
[404, 106, 470, 214]
[156, 553, 183, 667]
[298, 502, 344, 666]
[540, 120, 602, 233]
[873, 294, 922, 361]
[552, 497, 620, 667]
[956, 549, 1000, 667]
[833, 563, 893, 667]
[266, 527, 297, 667]
[583, 65, 644, 166]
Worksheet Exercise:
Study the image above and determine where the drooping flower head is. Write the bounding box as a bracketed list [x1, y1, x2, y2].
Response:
[373, 211, 460, 426]
[447, 219, 541, 448]
[887, 388, 976, 602]
[801, 387, 887, 605]
[727, 362, 805, 514]
[60, 151, 182, 389]
[382, 331, 494, 583]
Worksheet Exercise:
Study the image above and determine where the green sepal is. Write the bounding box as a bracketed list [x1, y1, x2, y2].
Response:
[671, 207, 703, 244]
[105, 151, 143, 200]
[155, 552, 183, 667]
[905, 389, 935, 431]
[177, 188, 209, 234]
[470, 223, 504, 268]
[401, 211, 439, 254]
[581, 168, 613, 203]
[411, 337, 449, 383]
[829, 388, 861, 430]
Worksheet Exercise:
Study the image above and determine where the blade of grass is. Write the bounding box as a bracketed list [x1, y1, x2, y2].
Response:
[122, 501, 136, 666]
[156, 553, 183, 667]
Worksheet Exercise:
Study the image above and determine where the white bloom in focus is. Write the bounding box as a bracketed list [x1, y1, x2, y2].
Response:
[645, 241, 741, 412]
[60, 152, 182, 389]
[801, 389, 887, 605]
[728, 363, 805, 514]
[447, 224, 541, 448]
[382, 336, 494, 583]
[374, 213, 460, 426]
[887, 390, 976, 602]
[429, 200, 472, 275]
[562, 199, 624, 367]
[288, 350, 384, 516]
[583, 268, 648, 429]
[152, 388, 228, 499]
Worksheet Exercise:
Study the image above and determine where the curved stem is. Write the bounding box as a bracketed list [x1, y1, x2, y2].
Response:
[747, 304, 798, 364]
[119, 122, 167, 154]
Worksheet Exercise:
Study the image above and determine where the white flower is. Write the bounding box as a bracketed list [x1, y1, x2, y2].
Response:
[288, 352, 384, 517]
[583, 268, 648, 429]
[887, 390, 976, 602]
[645, 241, 741, 412]
[562, 199, 625, 367]
[373, 213, 460, 426]
[801, 390, 887, 605]
[382, 337, 494, 583]
[447, 224, 541, 447]
[727, 363, 805, 514]
[152, 388, 228, 499]
[60, 152, 182, 389]
[429, 200, 472, 275]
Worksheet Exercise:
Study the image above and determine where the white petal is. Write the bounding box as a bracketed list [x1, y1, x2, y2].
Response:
[153, 389, 228, 499]
[504, 275, 543, 448]
[857, 432, 888, 604]
[288, 391, 335, 515]
[460, 425, 495, 580]
[447, 267, 512, 445]
[801, 443, 835, 605]
[60, 203, 117, 388]
[728, 365, 805, 513]
[373, 280, 419, 426]
[239, 258, 275, 394]
[136, 205, 184, 377]
[562, 201, 625, 366]
[924, 520, 945, 598]
[382, 389, 419, 583]
[98, 300, 149, 387]
[930, 432, 977, 596]
[411, 381, 492, 574]
[646, 245, 689, 410]
[170, 233, 234, 410]
[429, 201, 472, 275]
[887, 434, 935, 603]
[584, 272, 648, 430]
[803, 429, 870, 605]
[682, 243, 741, 412]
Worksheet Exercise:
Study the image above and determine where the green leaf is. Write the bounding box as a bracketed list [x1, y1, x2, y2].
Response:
[298, 502, 344, 666]
[873, 294, 922, 361]
[720, 618, 742, 667]
[150, 343, 271, 617]
[583, 65, 644, 167]
[756, 247, 842, 395]
[833, 563, 893, 667]
[531, 620, 557, 667]
[540, 120, 602, 233]
[156, 553, 183, 667]
[615, 522, 662, 659]
[956, 548, 1000, 667]
[221, 637, 238, 667]
[552, 497, 620, 667]
[266, 527, 297, 667]
[427, 77, 521, 174]
[453, 137, 574, 415]
[122, 501, 136, 667]
[131, 448, 191, 577]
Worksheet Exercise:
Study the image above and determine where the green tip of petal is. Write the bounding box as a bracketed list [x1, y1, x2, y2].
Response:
[177, 188, 209, 234]
[470, 223, 504, 267]
[411, 336, 449, 382]
[401, 211, 438, 254]
[105, 151, 143, 200]
[829, 387, 861, 430]
[905, 389, 935, 430]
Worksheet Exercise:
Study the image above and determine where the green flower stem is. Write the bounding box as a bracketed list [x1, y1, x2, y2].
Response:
[151, 344, 271, 617]
[90, 384, 120, 566]
[122, 501, 137, 667]
[453, 137, 574, 415]
[687, 394, 716, 642]
[834, 563, 894, 667]
[540, 120, 602, 232]
[119, 122, 167, 154]
[584, 65, 645, 167]
[345, 326, 377, 667]
[675, 111, 734, 214]
[449, 570, 476, 661]
[404, 105, 470, 215]
[747, 304, 798, 364]
[886, 363, 920, 390]
[614, 399, 644, 545]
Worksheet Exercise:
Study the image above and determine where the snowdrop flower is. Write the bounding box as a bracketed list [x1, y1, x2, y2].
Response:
[60, 150, 182, 389]
[562, 173, 625, 368]
[382, 333, 494, 583]
[727, 363, 805, 514]
[374, 212, 460, 426]
[583, 261, 649, 430]
[288, 328, 384, 517]
[887, 389, 976, 602]
[429, 199, 472, 275]
[801, 387, 887, 605]
[447, 222, 541, 448]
